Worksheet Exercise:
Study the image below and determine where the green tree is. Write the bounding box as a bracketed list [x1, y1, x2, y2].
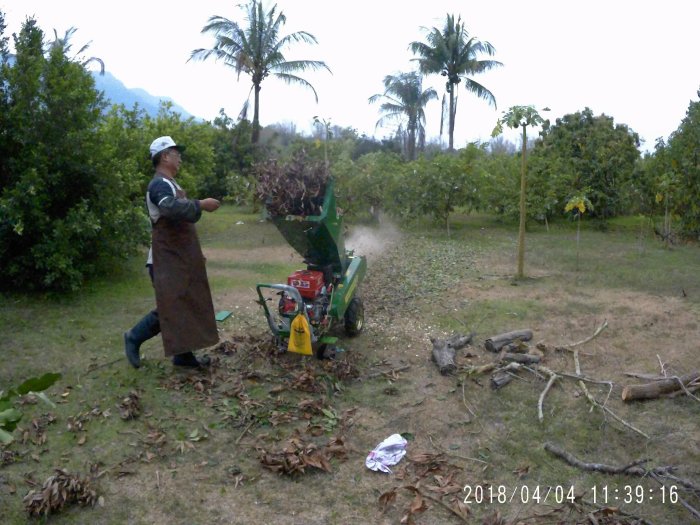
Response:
[479, 148, 520, 216]
[665, 90, 700, 237]
[0, 18, 143, 291]
[342, 151, 404, 220]
[410, 14, 502, 150]
[368, 72, 437, 160]
[529, 108, 640, 221]
[493, 105, 547, 279]
[400, 146, 484, 234]
[190, 0, 330, 144]
[211, 110, 256, 203]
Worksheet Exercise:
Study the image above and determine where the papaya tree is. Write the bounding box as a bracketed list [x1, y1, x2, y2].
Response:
[492, 105, 547, 279]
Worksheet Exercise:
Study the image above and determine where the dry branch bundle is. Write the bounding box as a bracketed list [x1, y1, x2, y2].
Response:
[23, 469, 99, 517]
[254, 149, 329, 217]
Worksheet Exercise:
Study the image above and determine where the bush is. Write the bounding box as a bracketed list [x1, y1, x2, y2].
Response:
[0, 17, 146, 291]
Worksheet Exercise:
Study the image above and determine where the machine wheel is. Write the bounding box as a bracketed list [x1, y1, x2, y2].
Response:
[344, 297, 364, 336]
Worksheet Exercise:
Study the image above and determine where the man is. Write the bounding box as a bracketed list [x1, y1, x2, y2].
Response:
[124, 136, 221, 368]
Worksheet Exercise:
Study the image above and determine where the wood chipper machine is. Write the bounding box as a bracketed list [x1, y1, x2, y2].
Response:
[256, 179, 367, 358]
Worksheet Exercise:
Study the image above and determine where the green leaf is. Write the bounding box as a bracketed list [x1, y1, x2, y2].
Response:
[15, 373, 61, 395]
[33, 392, 57, 409]
[0, 428, 15, 445]
[0, 408, 22, 432]
[400, 432, 415, 441]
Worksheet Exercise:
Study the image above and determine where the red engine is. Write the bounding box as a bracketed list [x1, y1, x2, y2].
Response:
[288, 270, 325, 299]
[279, 270, 331, 327]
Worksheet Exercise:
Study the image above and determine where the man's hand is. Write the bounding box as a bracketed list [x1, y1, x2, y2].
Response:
[199, 198, 221, 212]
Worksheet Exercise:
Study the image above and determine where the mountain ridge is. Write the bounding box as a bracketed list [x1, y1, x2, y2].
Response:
[92, 70, 195, 119]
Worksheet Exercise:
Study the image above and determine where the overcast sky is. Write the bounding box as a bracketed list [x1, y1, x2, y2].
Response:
[3, 0, 698, 151]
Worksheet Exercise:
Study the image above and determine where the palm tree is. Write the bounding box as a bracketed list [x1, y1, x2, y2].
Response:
[48, 27, 105, 74]
[410, 14, 502, 150]
[190, 0, 330, 144]
[368, 72, 437, 160]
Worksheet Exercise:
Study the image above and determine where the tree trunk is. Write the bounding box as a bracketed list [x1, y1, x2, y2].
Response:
[407, 120, 416, 161]
[252, 83, 261, 144]
[516, 125, 528, 278]
[621, 371, 700, 401]
[448, 86, 455, 151]
[484, 329, 533, 352]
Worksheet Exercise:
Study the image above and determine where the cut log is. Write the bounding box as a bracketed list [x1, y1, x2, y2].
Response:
[501, 341, 530, 354]
[445, 332, 475, 350]
[621, 371, 700, 401]
[430, 338, 456, 375]
[490, 371, 513, 390]
[484, 329, 533, 352]
[499, 352, 541, 365]
[430, 333, 475, 375]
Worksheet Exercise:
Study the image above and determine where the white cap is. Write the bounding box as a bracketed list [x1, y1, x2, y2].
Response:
[149, 136, 184, 158]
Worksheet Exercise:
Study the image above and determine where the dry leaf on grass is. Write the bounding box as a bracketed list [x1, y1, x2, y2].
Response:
[213, 340, 237, 355]
[450, 497, 471, 519]
[482, 510, 507, 525]
[257, 435, 348, 476]
[400, 487, 429, 525]
[425, 472, 463, 496]
[513, 464, 530, 478]
[117, 391, 141, 420]
[66, 406, 109, 433]
[321, 356, 360, 381]
[378, 487, 398, 512]
[23, 469, 99, 517]
[289, 367, 323, 393]
[297, 398, 327, 418]
[2, 449, 20, 466]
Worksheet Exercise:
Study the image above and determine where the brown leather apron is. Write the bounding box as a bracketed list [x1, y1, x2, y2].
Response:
[152, 187, 218, 356]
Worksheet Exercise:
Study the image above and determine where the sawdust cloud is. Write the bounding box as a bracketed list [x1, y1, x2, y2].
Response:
[345, 217, 401, 261]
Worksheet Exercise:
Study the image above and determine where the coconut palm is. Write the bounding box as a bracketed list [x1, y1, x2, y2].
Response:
[410, 14, 502, 150]
[190, 0, 330, 144]
[48, 27, 104, 74]
[369, 72, 437, 160]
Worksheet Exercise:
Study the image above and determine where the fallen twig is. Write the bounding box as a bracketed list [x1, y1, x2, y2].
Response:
[649, 472, 700, 521]
[235, 421, 255, 446]
[461, 382, 476, 418]
[85, 357, 123, 375]
[571, 338, 645, 438]
[555, 319, 608, 351]
[623, 372, 668, 381]
[544, 442, 672, 476]
[538, 370, 559, 423]
[365, 365, 411, 380]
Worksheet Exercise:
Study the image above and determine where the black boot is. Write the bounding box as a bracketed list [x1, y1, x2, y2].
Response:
[172, 351, 211, 368]
[124, 310, 160, 368]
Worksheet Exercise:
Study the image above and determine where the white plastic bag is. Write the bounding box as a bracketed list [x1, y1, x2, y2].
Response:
[365, 433, 408, 473]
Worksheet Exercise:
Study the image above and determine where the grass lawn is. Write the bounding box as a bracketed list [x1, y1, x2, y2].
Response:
[2, 207, 699, 524]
